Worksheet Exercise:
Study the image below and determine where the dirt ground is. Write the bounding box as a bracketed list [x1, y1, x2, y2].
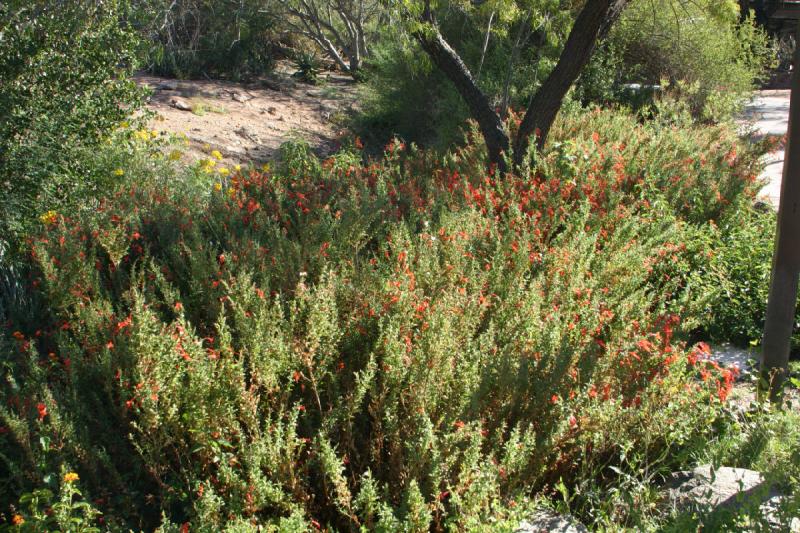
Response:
[137, 63, 359, 167]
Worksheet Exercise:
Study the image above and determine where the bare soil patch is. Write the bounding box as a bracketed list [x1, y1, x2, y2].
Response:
[137, 63, 359, 166]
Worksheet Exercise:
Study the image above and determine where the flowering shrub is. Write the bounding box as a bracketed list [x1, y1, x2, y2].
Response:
[0, 109, 761, 529]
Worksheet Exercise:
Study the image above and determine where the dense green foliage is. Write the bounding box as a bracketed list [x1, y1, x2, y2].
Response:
[694, 206, 800, 352]
[359, 0, 772, 149]
[0, 0, 145, 254]
[0, 105, 768, 529]
[133, 0, 276, 80]
[358, 1, 573, 149]
[592, 0, 775, 120]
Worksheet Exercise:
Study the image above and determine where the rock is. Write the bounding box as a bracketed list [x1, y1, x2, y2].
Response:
[267, 106, 277, 115]
[232, 91, 253, 103]
[759, 495, 800, 532]
[171, 98, 192, 111]
[665, 465, 770, 512]
[235, 126, 261, 144]
[157, 80, 178, 91]
[515, 509, 588, 533]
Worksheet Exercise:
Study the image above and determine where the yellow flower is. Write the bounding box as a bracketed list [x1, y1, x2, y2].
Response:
[11, 514, 24, 525]
[234, 164, 241, 171]
[114, 168, 125, 176]
[261, 163, 270, 172]
[211, 149, 223, 161]
[227, 187, 236, 198]
[214, 182, 223, 192]
[168, 150, 183, 161]
[199, 159, 216, 173]
[119, 121, 130, 129]
[218, 167, 230, 176]
[39, 210, 58, 225]
[134, 130, 150, 141]
[151, 129, 159, 138]
[63, 472, 79, 483]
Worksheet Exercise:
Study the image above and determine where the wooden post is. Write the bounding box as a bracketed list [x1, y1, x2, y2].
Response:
[760, 21, 800, 402]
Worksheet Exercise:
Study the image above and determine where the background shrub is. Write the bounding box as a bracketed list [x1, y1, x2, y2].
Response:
[356, 1, 573, 150]
[133, 0, 277, 80]
[581, 0, 774, 120]
[693, 208, 800, 351]
[0, 0, 145, 256]
[358, 0, 772, 151]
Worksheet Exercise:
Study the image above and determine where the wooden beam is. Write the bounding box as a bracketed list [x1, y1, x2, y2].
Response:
[760, 21, 800, 402]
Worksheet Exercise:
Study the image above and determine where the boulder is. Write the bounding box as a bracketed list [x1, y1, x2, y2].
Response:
[231, 91, 253, 103]
[665, 465, 769, 512]
[515, 508, 588, 533]
[171, 98, 192, 111]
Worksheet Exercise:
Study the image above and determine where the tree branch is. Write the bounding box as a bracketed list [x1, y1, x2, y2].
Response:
[414, 6, 510, 171]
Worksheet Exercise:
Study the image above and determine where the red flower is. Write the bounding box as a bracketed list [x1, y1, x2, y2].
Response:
[36, 402, 47, 421]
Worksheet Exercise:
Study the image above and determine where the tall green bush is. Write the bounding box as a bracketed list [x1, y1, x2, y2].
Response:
[585, 0, 774, 120]
[0, 0, 145, 254]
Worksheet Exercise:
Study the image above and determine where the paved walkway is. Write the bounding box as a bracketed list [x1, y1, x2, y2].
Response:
[709, 91, 792, 372]
[740, 89, 790, 206]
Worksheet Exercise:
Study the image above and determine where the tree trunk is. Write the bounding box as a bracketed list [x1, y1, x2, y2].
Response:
[512, 0, 630, 167]
[414, 19, 510, 172]
[415, 0, 629, 172]
[760, 21, 800, 403]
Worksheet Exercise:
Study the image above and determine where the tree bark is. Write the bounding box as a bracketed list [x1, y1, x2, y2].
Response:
[414, 13, 510, 172]
[513, 0, 630, 167]
[760, 21, 800, 403]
